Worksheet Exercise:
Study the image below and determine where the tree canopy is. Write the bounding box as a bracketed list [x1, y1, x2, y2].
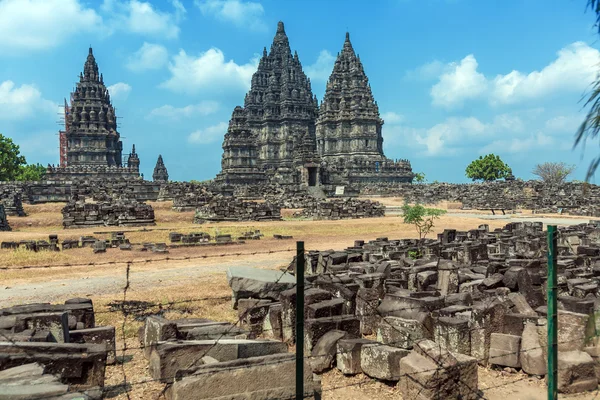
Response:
[465, 154, 513, 182]
[0, 133, 45, 181]
[401, 203, 446, 239]
[532, 162, 575, 185]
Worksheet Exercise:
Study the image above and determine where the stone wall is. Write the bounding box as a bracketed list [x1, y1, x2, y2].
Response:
[62, 198, 156, 229]
[360, 181, 600, 215]
[293, 198, 385, 220]
[0, 186, 25, 216]
[194, 197, 282, 223]
[0, 181, 161, 204]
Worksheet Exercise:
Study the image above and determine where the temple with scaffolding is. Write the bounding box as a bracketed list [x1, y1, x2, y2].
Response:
[47, 47, 141, 181]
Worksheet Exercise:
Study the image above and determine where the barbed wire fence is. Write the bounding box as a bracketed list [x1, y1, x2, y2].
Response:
[2, 242, 600, 399]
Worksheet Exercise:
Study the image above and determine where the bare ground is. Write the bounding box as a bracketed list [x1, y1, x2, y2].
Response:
[0, 201, 597, 399]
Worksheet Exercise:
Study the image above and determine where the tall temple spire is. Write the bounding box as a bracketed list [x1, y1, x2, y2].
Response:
[153, 155, 169, 182]
[316, 31, 384, 159]
[83, 47, 99, 82]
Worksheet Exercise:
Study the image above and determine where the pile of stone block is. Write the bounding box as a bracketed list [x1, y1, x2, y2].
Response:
[193, 196, 282, 223]
[0, 204, 11, 231]
[221, 221, 600, 396]
[172, 191, 214, 212]
[1, 235, 63, 251]
[238, 230, 263, 240]
[62, 197, 156, 229]
[0, 298, 115, 396]
[169, 231, 212, 244]
[293, 198, 385, 220]
[139, 313, 321, 400]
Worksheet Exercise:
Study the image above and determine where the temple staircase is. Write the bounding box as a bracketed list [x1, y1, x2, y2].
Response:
[306, 186, 327, 200]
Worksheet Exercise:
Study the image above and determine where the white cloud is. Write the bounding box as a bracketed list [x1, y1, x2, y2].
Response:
[107, 83, 132, 101]
[188, 121, 228, 144]
[126, 42, 169, 72]
[148, 101, 220, 119]
[431, 55, 488, 109]
[0, 81, 57, 120]
[381, 112, 404, 124]
[195, 0, 265, 31]
[427, 42, 600, 109]
[404, 60, 447, 81]
[103, 0, 184, 39]
[415, 116, 488, 156]
[161, 48, 259, 94]
[479, 132, 555, 154]
[491, 42, 600, 105]
[0, 0, 102, 52]
[305, 50, 336, 82]
[545, 114, 585, 133]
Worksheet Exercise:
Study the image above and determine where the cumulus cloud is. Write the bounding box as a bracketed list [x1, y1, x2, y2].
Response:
[403, 60, 447, 81]
[0, 81, 57, 120]
[381, 112, 405, 124]
[305, 50, 336, 82]
[126, 42, 169, 72]
[431, 55, 488, 109]
[0, 0, 102, 52]
[195, 0, 265, 31]
[479, 132, 555, 154]
[427, 42, 600, 109]
[148, 101, 220, 119]
[188, 121, 228, 144]
[103, 0, 185, 39]
[545, 114, 585, 133]
[107, 82, 132, 101]
[161, 48, 259, 94]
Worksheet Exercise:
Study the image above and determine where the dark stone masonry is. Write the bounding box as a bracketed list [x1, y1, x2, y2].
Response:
[0, 204, 11, 231]
[215, 22, 414, 189]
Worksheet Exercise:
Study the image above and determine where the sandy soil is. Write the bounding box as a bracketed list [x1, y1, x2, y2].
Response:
[1, 200, 598, 399]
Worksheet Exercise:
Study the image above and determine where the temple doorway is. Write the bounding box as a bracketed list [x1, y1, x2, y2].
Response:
[308, 167, 318, 186]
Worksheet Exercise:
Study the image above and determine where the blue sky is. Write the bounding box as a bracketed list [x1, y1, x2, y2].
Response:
[1, 0, 600, 182]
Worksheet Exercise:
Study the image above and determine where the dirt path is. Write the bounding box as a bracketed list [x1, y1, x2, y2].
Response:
[0, 252, 292, 306]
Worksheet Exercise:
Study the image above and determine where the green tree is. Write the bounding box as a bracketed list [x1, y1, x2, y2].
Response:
[401, 203, 446, 239]
[532, 162, 575, 185]
[465, 154, 513, 182]
[576, 1, 600, 180]
[0, 134, 26, 181]
[16, 163, 46, 181]
[413, 172, 426, 183]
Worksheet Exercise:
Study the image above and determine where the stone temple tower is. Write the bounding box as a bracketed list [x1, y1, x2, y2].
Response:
[65, 47, 123, 167]
[316, 33, 413, 184]
[153, 155, 169, 182]
[216, 21, 320, 186]
[46, 47, 141, 181]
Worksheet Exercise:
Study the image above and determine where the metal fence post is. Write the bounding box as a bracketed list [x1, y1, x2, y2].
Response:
[547, 225, 558, 400]
[296, 241, 305, 400]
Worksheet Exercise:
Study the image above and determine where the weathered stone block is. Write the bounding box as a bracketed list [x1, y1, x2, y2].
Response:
[360, 344, 409, 381]
[489, 333, 521, 368]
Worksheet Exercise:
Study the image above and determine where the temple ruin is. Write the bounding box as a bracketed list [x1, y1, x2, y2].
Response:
[216, 22, 414, 189]
[153, 155, 169, 182]
[46, 47, 141, 181]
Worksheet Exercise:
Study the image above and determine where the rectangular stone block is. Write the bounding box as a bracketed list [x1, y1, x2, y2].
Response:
[167, 353, 321, 400]
[149, 339, 288, 381]
[336, 338, 378, 375]
[360, 344, 409, 381]
[68, 326, 116, 365]
[489, 333, 521, 368]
